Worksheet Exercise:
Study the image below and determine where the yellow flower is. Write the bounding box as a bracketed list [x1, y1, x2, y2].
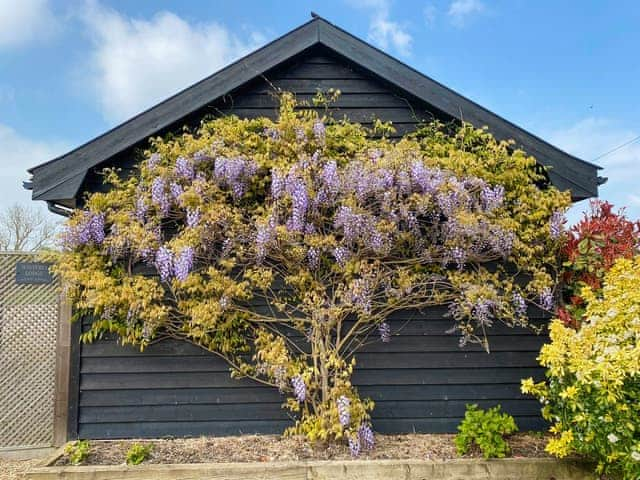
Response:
[546, 430, 574, 458]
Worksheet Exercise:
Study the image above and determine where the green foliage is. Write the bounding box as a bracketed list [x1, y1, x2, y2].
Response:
[53, 92, 569, 448]
[64, 439, 90, 465]
[455, 404, 518, 459]
[125, 442, 153, 465]
[522, 256, 640, 480]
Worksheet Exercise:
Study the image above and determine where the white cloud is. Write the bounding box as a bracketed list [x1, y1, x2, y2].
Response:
[347, 0, 412, 56]
[0, 0, 58, 49]
[79, 1, 264, 122]
[448, 0, 485, 26]
[0, 124, 70, 212]
[547, 117, 640, 222]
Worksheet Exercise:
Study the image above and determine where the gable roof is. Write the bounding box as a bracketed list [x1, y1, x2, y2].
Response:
[27, 16, 602, 208]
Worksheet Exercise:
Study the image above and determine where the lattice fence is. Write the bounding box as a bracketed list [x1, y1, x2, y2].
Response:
[0, 253, 59, 448]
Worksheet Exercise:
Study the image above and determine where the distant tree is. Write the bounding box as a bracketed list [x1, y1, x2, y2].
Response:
[0, 203, 59, 251]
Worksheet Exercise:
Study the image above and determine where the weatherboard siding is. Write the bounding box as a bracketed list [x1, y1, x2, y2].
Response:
[74, 308, 549, 439]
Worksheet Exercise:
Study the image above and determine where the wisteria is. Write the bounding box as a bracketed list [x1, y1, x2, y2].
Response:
[358, 424, 375, 450]
[61, 211, 105, 248]
[146, 152, 160, 170]
[134, 197, 148, 223]
[337, 395, 351, 426]
[378, 322, 391, 343]
[307, 247, 320, 270]
[284, 170, 309, 232]
[291, 375, 306, 403]
[56, 95, 570, 451]
[174, 156, 195, 179]
[186, 208, 201, 228]
[480, 184, 505, 212]
[312, 120, 325, 144]
[333, 246, 351, 267]
[512, 292, 527, 318]
[170, 182, 184, 200]
[271, 170, 285, 200]
[472, 298, 495, 327]
[151, 177, 170, 216]
[155, 246, 173, 282]
[348, 436, 361, 457]
[214, 156, 258, 198]
[549, 210, 565, 239]
[539, 287, 554, 311]
[173, 247, 194, 281]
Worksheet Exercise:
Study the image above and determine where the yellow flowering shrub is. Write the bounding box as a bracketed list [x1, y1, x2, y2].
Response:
[522, 256, 640, 479]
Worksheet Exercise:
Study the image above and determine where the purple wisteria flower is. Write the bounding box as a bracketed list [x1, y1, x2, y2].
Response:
[147, 153, 160, 171]
[549, 210, 565, 239]
[539, 287, 554, 311]
[135, 197, 148, 223]
[155, 246, 174, 282]
[348, 436, 361, 457]
[186, 208, 201, 228]
[255, 215, 276, 263]
[337, 395, 350, 427]
[349, 278, 372, 314]
[449, 246, 467, 269]
[307, 247, 320, 270]
[62, 211, 105, 248]
[214, 157, 258, 198]
[410, 161, 443, 194]
[291, 375, 306, 403]
[512, 291, 527, 318]
[295, 127, 306, 142]
[333, 246, 351, 267]
[378, 322, 391, 343]
[472, 298, 495, 327]
[151, 177, 170, 216]
[173, 246, 194, 282]
[480, 184, 505, 211]
[271, 170, 285, 200]
[489, 227, 515, 257]
[170, 182, 184, 200]
[312, 120, 325, 144]
[358, 424, 375, 450]
[174, 156, 195, 179]
[285, 172, 308, 232]
[263, 127, 280, 140]
[192, 149, 211, 164]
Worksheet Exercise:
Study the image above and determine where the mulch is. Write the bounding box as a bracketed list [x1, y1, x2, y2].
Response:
[0, 459, 42, 480]
[53, 432, 551, 466]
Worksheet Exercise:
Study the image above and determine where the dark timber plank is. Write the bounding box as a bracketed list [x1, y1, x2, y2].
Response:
[79, 367, 544, 390]
[79, 383, 531, 407]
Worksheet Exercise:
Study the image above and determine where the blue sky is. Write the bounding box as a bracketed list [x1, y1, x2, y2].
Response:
[1, 0, 639, 222]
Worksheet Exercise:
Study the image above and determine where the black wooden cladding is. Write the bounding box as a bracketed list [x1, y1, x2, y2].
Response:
[73, 311, 549, 439]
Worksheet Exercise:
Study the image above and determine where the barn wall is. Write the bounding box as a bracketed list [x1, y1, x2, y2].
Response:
[74, 306, 548, 439]
[70, 47, 548, 439]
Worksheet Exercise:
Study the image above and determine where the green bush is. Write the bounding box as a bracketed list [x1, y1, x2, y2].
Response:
[64, 439, 90, 465]
[455, 404, 518, 458]
[125, 442, 153, 465]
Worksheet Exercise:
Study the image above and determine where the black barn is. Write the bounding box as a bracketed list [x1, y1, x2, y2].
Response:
[27, 16, 601, 440]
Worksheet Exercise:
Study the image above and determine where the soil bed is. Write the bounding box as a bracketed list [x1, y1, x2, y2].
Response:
[54, 432, 551, 466]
